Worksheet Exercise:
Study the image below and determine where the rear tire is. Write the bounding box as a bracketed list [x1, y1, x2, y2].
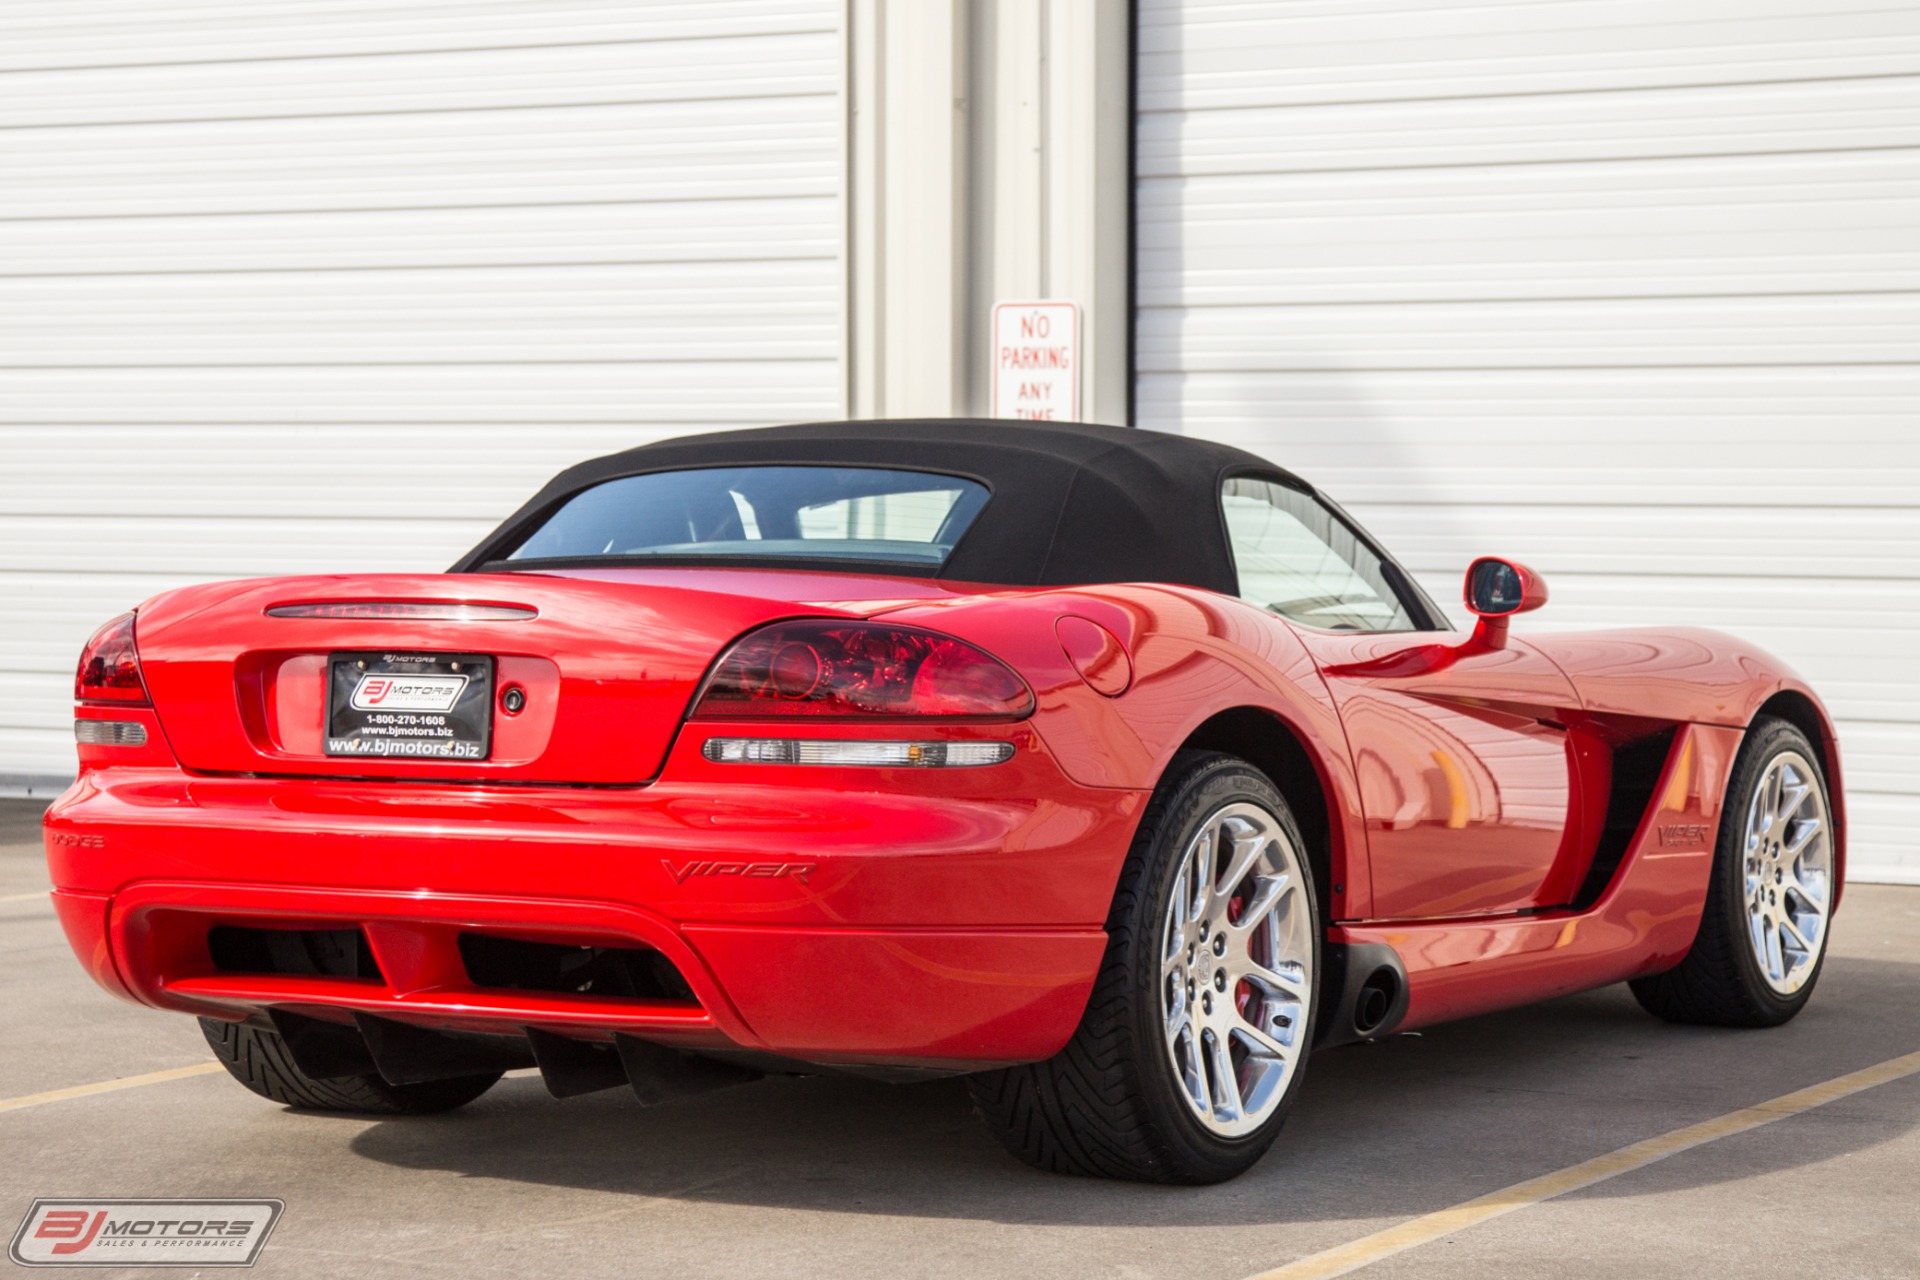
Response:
[1630, 717, 1836, 1028]
[970, 752, 1320, 1183]
[200, 1018, 501, 1114]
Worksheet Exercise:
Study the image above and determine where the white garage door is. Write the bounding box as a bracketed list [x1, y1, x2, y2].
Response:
[1136, 1, 1920, 882]
[0, 1, 842, 790]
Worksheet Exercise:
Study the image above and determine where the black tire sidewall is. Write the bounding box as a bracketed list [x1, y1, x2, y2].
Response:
[201, 1018, 501, 1115]
[1122, 755, 1321, 1177]
[1712, 719, 1833, 1020]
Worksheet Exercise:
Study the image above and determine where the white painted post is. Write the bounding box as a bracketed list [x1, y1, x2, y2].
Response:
[842, 0, 1131, 425]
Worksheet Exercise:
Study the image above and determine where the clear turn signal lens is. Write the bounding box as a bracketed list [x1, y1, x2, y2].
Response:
[701, 738, 1014, 767]
[74, 719, 148, 746]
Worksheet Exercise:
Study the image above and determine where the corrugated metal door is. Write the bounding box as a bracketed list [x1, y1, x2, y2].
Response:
[1136, 1, 1920, 881]
[0, 1, 842, 789]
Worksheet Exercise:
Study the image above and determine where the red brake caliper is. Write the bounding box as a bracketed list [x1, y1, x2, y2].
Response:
[1229, 892, 1255, 1019]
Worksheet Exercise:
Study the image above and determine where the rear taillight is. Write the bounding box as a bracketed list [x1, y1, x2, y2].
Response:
[75, 613, 149, 705]
[692, 621, 1034, 719]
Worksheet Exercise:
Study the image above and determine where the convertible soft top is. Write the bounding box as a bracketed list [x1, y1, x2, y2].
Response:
[455, 419, 1311, 594]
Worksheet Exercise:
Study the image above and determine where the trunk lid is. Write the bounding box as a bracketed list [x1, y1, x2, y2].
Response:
[131, 570, 952, 784]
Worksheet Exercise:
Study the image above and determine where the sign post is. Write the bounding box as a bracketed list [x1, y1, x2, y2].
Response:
[991, 301, 1079, 421]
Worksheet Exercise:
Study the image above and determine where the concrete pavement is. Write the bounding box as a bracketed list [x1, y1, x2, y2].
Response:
[3, 798, 1916, 1279]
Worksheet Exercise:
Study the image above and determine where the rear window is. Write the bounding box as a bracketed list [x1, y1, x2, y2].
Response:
[501, 466, 991, 568]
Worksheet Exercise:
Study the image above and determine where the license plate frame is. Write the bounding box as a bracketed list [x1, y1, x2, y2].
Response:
[324, 651, 494, 762]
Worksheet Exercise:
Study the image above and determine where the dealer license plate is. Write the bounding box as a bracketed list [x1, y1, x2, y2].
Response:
[325, 652, 493, 761]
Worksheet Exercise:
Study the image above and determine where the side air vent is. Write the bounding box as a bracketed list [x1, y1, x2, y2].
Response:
[456, 933, 697, 1004]
[1573, 727, 1681, 909]
[207, 925, 383, 982]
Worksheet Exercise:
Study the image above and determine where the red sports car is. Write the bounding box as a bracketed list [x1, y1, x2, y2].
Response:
[45, 420, 1842, 1183]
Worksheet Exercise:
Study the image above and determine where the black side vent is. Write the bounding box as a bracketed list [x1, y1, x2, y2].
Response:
[1573, 727, 1681, 909]
[456, 933, 697, 1004]
[207, 925, 382, 981]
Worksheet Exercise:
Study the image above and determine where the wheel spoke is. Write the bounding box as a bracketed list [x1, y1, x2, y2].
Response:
[1236, 956, 1308, 1000]
[1763, 914, 1787, 979]
[1777, 781, 1811, 825]
[1173, 1020, 1206, 1112]
[1762, 766, 1785, 826]
[1232, 873, 1290, 933]
[1230, 1014, 1292, 1064]
[1165, 973, 1188, 1028]
[1783, 866, 1825, 912]
[1779, 913, 1815, 956]
[1163, 947, 1186, 986]
[1214, 820, 1269, 906]
[1785, 815, 1823, 858]
[1204, 1031, 1242, 1123]
[1189, 828, 1216, 923]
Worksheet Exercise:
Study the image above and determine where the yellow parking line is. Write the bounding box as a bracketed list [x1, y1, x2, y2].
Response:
[0, 1062, 224, 1115]
[0, 890, 51, 904]
[1247, 1048, 1920, 1280]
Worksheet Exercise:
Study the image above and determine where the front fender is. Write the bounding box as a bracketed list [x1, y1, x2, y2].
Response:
[1523, 625, 1845, 902]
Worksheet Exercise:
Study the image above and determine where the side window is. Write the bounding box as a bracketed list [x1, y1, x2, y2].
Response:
[1221, 478, 1415, 632]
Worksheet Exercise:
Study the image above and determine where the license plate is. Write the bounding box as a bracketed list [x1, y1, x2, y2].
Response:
[325, 652, 493, 761]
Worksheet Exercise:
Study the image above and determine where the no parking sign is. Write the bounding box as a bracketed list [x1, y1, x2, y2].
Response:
[991, 301, 1079, 421]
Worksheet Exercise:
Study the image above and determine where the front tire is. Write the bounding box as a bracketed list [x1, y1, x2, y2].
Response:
[1630, 716, 1836, 1028]
[200, 1018, 502, 1115]
[970, 753, 1320, 1183]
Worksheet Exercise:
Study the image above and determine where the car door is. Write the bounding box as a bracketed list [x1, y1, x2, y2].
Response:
[1220, 477, 1585, 920]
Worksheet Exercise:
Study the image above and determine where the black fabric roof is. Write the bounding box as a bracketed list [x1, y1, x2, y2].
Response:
[453, 419, 1314, 595]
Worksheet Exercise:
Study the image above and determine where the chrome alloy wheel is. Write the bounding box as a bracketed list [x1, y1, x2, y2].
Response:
[1743, 750, 1833, 995]
[1160, 802, 1313, 1139]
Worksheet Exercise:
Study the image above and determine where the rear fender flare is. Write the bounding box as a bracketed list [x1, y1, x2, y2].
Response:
[890, 586, 1369, 920]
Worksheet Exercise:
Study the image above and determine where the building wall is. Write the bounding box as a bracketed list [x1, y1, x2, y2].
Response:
[1135, 0, 1920, 881]
[0, 0, 843, 789]
[3, 0, 1911, 886]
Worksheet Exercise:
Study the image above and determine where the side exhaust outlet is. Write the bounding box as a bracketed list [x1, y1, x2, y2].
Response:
[1315, 942, 1412, 1049]
[1352, 966, 1402, 1037]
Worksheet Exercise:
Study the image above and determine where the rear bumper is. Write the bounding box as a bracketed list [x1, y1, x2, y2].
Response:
[44, 759, 1141, 1068]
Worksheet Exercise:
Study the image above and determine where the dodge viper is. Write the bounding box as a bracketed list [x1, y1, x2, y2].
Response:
[44, 419, 1843, 1183]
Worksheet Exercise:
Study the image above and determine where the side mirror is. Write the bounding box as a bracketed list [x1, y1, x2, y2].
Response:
[1463, 557, 1547, 648]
